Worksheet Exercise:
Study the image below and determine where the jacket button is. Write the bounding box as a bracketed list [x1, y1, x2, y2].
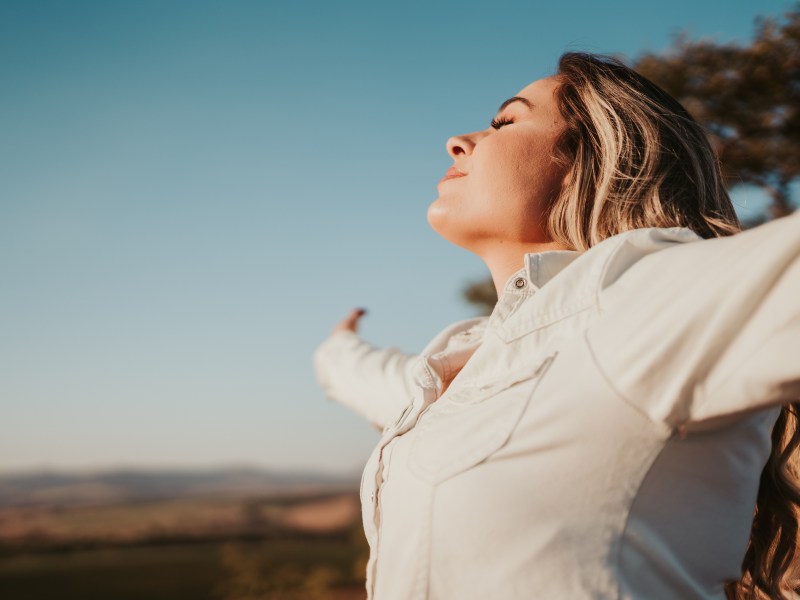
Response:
[514, 277, 526, 289]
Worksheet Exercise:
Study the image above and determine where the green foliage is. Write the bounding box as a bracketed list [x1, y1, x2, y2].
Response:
[463, 278, 498, 316]
[0, 492, 369, 600]
[634, 5, 800, 221]
[0, 540, 367, 600]
[215, 543, 338, 600]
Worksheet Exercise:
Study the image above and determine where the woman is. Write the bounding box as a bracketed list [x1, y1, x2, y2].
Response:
[314, 53, 800, 599]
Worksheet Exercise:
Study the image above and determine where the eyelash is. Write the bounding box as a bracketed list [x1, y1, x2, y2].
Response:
[490, 116, 514, 130]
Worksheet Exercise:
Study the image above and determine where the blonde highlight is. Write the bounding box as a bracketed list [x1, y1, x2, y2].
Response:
[548, 52, 741, 251]
[545, 52, 800, 599]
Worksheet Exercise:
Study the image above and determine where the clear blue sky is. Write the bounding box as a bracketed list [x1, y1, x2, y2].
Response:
[1, 0, 793, 475]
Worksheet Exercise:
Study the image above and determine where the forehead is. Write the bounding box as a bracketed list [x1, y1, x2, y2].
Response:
[513, 76, 561, 114]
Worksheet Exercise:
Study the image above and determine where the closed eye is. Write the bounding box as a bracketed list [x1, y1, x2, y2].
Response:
[490, 116, 514, 130]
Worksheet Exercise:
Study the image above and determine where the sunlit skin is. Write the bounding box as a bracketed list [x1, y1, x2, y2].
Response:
[334, 76, 571, 334]
[428, 75, 571, 297]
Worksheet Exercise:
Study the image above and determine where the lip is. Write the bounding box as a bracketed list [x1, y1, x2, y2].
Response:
[439, 166, 466, 184]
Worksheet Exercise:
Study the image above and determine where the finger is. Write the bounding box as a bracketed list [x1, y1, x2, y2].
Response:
[333, 307, 367, 334]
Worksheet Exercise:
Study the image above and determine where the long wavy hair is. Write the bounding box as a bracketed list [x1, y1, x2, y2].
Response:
[551, 51, 800, 599]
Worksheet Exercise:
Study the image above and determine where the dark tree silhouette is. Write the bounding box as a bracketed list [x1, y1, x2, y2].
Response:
[634, 6, 800, 224]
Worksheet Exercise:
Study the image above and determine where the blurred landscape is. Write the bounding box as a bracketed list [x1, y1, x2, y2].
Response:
[2, 3, 796, 599]
[0, 469, 366, 600]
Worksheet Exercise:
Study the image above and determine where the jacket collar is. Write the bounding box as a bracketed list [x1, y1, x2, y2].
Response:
[492, 227, 703, 342]
[501, 250, 581, 295]
[525, 250, 582, 291]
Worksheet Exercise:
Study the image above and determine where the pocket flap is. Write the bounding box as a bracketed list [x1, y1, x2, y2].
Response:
[409, 355, 555, 484]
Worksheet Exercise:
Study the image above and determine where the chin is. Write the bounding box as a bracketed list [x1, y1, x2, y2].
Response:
[426, 198, 452, 239]
[427, 200, 479, 252]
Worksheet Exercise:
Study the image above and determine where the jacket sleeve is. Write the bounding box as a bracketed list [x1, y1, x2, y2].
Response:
[313, 331, 418, 430]
[586, 210, 800, 430]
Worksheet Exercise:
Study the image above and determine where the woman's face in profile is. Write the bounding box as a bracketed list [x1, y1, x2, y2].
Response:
[427, 76, 567, 254]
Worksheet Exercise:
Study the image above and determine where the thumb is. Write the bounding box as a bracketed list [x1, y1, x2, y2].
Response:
[332, 307, 367, 334]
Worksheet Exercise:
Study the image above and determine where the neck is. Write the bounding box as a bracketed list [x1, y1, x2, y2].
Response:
[482, 241, 572, 298]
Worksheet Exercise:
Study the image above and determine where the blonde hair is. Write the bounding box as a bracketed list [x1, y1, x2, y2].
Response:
[546, 53, 800, 600]
[548, 52, 741, 251]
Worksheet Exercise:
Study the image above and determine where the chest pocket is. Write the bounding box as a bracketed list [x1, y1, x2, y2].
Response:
[408, 354, 556, 485]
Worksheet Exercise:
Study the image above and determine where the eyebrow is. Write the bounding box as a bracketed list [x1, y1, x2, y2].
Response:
[496, 96, 535, 114]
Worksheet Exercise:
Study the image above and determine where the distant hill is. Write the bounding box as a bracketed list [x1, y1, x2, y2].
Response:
[0, 467, 359, 507]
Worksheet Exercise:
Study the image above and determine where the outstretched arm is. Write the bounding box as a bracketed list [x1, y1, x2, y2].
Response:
[586, 211, 800, 430]
[314, 308, 418, 430]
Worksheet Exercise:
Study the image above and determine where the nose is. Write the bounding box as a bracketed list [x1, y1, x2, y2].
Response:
[446, 133, 476, 159]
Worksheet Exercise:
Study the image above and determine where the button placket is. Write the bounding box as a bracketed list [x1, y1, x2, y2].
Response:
[394, 403, 413, 429]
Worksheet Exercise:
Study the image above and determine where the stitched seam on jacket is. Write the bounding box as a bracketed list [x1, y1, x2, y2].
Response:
[612, 436, 673, 600]
[583, 329, 671, 430]
[420, 486, 435, 599]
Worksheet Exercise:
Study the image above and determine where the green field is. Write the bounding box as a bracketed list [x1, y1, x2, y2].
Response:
[0, 491, 368, 600]
[0, 537, 366, 600]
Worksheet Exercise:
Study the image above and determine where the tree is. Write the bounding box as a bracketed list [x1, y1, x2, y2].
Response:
[464, 7, 800, 315]
[634, 6, 800, 222]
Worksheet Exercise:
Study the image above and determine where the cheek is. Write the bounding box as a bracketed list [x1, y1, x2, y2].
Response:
[427, 131, 565, 246]
[473, 140, 551, 208]
[506, 139, 564, 204]
[475, 136, 565, 239]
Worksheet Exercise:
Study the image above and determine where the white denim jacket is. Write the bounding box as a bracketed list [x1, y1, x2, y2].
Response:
[314, 211, 800, 600]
